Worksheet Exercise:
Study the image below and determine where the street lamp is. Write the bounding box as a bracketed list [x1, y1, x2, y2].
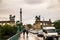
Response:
[16, 21, 21, 33]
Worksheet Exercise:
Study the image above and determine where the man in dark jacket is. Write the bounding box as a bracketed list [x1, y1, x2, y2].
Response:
[23, 27, 28, 37]
[23, 28, 26, 36]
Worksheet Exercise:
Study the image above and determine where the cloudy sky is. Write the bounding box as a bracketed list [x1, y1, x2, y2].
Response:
[0, 0, 60, 24]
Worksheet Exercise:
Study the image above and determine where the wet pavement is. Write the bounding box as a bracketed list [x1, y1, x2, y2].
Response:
[18, 33, 43, 40]
[18, 33, 60, 40]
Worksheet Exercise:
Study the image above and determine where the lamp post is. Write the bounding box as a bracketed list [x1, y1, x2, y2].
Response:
[16, 21, 21, 33]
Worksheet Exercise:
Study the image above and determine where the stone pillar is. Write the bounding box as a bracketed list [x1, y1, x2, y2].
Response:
[20, 8, 23, 25]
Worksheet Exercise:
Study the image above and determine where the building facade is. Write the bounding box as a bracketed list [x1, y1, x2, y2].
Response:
[0, 15, 15, 26]
[33, 15, 52, 30]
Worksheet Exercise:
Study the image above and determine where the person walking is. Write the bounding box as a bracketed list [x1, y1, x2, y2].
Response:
[26, 29, 29, 37]
[23, 28, 26, 37]
[22, 26, 29, 37]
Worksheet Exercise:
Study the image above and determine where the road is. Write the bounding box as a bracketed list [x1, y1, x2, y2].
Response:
[18, 33, 43, 40]
[18, 33, 60, 40]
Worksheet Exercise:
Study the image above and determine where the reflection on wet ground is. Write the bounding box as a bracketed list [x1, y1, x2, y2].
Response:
[19, 33, 40, 40]
[18, 33, 60, 40]
[23, 35, 28, 40]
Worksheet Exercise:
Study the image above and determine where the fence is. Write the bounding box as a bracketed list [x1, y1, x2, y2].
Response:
[7, 31, 22, 40]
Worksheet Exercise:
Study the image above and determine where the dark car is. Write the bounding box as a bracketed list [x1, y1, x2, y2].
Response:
[56, 29, 60, 35]
[37, 30, 43, 37]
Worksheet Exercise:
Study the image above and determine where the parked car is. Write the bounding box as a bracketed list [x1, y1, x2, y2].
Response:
[28, 29, 33, 33]
[56, 29, 60, 35]
[29, 30, 34, 33]
[29, 30, 38, 34]
[43, 27, 58, 40]
[32, 30, 38, 34]
[37, 30, 43, 37]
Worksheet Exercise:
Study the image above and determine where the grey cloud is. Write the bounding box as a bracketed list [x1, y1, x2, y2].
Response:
[0, 0, 2, 3]
[24, 0, 45, 4]
[47, 0, 60, 9]
[0, 0, 60, 24]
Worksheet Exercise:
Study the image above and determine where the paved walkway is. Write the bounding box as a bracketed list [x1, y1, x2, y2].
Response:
[18, 33, 42, 40]
[18, 33, 60, 40]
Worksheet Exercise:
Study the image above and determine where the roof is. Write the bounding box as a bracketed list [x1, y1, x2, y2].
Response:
[40, 21, 51, 23]
[0, 21, 15, 23]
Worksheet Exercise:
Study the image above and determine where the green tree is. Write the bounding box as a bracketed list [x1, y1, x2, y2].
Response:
[1, 24, 17, 39]
[0, 25, 3, 37]
[53, 20, 60, 29]
[27, 24, 32, 29]
[0, 24, 17, 40]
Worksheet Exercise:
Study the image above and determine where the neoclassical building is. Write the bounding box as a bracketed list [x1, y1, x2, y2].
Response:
[0, 15, 15, 26]
[33, 15, 52, 30]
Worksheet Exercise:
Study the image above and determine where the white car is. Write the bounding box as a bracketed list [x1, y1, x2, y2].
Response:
[32, 30, 38, 34]
[37, 30, 43, 37]
[29, 30, 38, 34]
[43, 27, 58, 40]
[29, 29, 33, 33]
[29, 30, 34, 33]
